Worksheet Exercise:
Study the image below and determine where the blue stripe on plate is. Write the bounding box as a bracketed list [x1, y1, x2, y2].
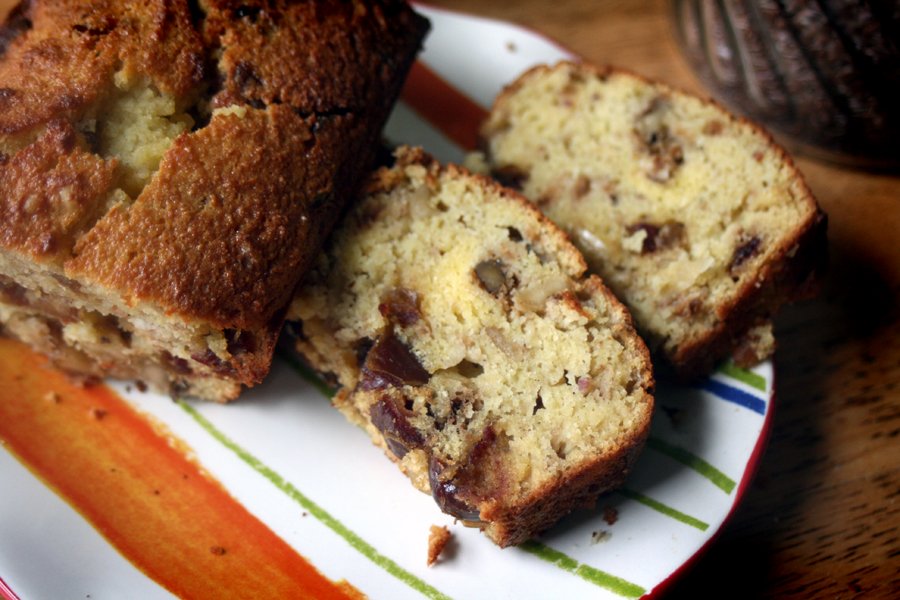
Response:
[698, 379, 767, 415]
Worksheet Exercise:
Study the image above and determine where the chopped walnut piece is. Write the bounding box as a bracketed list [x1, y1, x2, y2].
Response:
[517, 275, 569, 312]
[573, 174, 591, 198]
[485, 326, 524, 359]
[474, 259, 509, 295]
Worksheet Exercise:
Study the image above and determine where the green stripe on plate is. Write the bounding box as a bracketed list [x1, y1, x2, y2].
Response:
[179, 402, 451, 600]
[619, 488, 709, 531]
[646, 437, 736, 494]
[718, 361, 767, 392]
[277, 351, 336, 398]
[520, 541, 645, 598]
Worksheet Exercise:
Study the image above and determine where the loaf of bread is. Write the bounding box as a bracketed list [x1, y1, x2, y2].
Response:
[288, 147, 654, 547]
[478, 62, 826, 377]
[0, 0, 428, 401]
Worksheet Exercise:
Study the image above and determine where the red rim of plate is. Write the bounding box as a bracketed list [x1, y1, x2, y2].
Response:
[0, 575, 20, 600]
[645, 374, 777, 598]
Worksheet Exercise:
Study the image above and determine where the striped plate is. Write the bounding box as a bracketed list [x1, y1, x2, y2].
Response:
[0, 4, 774, 599]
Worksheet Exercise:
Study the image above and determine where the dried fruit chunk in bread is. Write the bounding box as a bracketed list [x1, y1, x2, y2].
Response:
[0, 1, 428, 400]
[288, 147, 654, 547]
[479, 62, 826, 377]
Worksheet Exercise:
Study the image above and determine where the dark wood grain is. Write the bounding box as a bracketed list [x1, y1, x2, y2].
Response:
[429, 0, 900, 597]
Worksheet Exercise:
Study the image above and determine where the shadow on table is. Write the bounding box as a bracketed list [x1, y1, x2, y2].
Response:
[660, 239, 898, 598]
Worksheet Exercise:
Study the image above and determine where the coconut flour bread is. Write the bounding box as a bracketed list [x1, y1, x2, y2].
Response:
[0, 0, 428, 400]
[478, 62, 826, 377]
[288, 147, 654, 547]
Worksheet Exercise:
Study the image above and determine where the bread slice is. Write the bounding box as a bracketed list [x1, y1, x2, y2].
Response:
[478, 62, 826, 377]
[288, 147, 654, 547]
[0, 1, 428, 400]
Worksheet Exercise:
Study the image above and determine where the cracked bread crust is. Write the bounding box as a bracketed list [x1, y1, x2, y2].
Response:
[479, 61, 826, 378]
[0, 0, 428, 400]
[289, 147, 654, 546]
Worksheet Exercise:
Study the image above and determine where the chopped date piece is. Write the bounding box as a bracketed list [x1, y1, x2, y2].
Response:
[360, 330, 430, 390]
[224, 329, 256, 355]
[379, 287, 421, 327]
[730, 235, 762, 275]
[491, 165, 528, 190]
[189, 347, 236, 377]
[466, 425, 497, 467]
[428, 456, 482, 523]
[369, 395, 424, 459]
[626, 220, 686, 254]
[162, 351, 192, 375]
[354, 337, 375, 367]
[190, 348, 223, 369]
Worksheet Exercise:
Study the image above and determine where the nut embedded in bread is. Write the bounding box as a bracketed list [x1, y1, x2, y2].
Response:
[0, 1, 428, 400]
[479, 61, 827, 377]
[288, 147, 654, 547]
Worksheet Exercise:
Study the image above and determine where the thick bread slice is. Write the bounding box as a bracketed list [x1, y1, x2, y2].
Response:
[289, 147, 654, 547]
[479, 62, 827, 377]
[0, 0, 428, 400]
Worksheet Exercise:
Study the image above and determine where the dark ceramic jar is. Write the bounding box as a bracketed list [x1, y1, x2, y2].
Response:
[673, 0, 900, 170]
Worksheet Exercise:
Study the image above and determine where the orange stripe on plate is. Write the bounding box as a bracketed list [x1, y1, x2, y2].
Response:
[401, 60, 489, 151]
[0, 339, 360, 600]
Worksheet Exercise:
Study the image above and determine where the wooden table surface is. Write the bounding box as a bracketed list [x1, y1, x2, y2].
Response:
[429, 0, 899, 597]
[1, 1, 895, 597]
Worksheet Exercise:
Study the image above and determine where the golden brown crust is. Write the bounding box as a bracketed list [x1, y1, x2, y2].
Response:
[67, 107, 361, 330]
[0, 119, 116, 263]
[0, 0, 205, 135]
[481, 418, 649, 546]
[0, 1, 429, 399]
[203, 1, 428, 115]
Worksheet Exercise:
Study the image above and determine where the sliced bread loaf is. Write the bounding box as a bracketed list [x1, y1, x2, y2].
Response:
[478, 62, 826, 377]
[288, 147, 654, 547]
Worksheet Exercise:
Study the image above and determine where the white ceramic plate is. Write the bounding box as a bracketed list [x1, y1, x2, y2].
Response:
[0, 5, 774, 599]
